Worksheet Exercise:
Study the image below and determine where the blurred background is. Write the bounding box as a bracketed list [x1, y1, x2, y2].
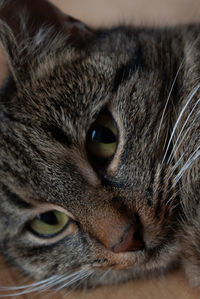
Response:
[51, 0, 200, 27]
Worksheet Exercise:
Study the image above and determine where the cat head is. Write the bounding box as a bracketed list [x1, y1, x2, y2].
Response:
[0, 0, 183, 287]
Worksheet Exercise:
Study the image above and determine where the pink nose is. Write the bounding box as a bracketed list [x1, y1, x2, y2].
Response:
[111, 224, 143, 253]
[86, 206, 144, 253]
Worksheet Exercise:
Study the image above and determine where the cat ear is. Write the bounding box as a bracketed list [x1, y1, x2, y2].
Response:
[0, 0, 93, 86]
[0, 19, 20, 85]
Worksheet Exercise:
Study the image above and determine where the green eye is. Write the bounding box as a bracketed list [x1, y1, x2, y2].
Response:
[29, 210, 69, 238]
[87, 110, 118, 161]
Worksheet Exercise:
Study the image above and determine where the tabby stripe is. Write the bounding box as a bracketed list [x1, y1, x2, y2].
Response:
[0, 161, 27, 186]
[0, 111, 25, 124]
[1, 135, 33, 168]
[146, 162, 156, 206]
[101, 176, 125, 188]
[154, 169, 165, 218]
[0, 76, 17, 101]
[46, 125, 72, 146]
[167, 176, 174, 206]
[1, 184, 31, 208]
[149, 161, 156, 193]
[23, 134, 48, 161]
[112, 43, 143, 92]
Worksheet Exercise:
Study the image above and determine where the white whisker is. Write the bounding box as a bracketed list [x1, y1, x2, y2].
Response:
[161, 84, 200, 165]
[169, 184, 184, 211]
[55, 270, 92, 291]
[0, 275, 59, 291]
[81, 274, 90, 299]
[167, 137, 195, 182]
[23, 270, 91, 298]
[0, 272, 89, 297]
[167, 98, 200, 164]
[0, 275, 63, 297]
[62, 271, 94, 299]
[36, 270, 88, 295]
[156, 60, 184, 144]
[50, 271, 84, 289]
[173, 146, 200, 186]
[0, 267, 94, 297]
[99, 269, 111, 282]
[156, 36, 200, 146]
[166, 189, 180, 206]
[171, 200, 182, 212]
[168, 112, 200, 167]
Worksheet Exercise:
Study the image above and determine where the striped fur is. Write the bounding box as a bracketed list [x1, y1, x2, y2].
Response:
[0, 0, 199, 295]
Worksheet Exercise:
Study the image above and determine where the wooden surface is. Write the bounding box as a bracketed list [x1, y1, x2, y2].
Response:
[0, 0, 200, 298]
[0, 255, 200, 299]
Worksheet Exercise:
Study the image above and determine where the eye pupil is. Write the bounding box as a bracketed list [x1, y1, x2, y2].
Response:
[86, 109, 118, 163]
[37, 211, 58, 225]
[91, 125, 116, 144]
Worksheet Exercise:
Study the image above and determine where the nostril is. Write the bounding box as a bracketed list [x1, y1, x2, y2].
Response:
[112, 224, 144, 253]
[133, 228, 144, 245]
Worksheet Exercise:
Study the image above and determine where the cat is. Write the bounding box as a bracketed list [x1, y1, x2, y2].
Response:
[0, 0, 199, 296]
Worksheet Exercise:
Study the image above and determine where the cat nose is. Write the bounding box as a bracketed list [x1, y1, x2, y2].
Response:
[111, 224, 144, 253]
[95, 218, 144, 253]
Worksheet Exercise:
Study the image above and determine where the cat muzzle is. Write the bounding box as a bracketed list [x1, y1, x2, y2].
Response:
[91, 216, 144, 253]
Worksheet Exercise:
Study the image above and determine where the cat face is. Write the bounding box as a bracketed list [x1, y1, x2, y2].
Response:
[0, 0, 199, 290]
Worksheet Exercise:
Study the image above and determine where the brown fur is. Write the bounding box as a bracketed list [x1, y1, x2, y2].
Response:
[0, 0, 199, 292]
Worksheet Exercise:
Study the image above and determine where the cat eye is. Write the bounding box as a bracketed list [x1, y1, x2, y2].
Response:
[86, 110, 118, 162]
[28, 210, 69, 238]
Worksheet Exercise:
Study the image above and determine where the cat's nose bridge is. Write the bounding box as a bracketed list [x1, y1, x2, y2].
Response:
[89, 210, 143, 253]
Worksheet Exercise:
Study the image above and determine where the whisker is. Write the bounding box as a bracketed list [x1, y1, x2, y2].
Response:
[0, 270, 93, 297]
[34, 270, 89, 296]
[171, 200, 183, 212]
[167, 137, 196, 182]
[99, 269, 111, 282]
[26, 275, 67, 295]
[157, 36, 200, 146]
[166, 189, 180, 206]
[156, 60, 184, 144]
[0, 275, 63, 297]
[161, 84, 200, 165]
[55, 270, 92, 291]
[62, 271, 94, 299]
[173, 147, 200, 186]
[81, 274, 90, 299]
[49, 271, 84, 289]
[168, 113, 200, 168]
[71, 271, 93, 292]
[167, 98, 200, 165]
[0, 275, 59, 291]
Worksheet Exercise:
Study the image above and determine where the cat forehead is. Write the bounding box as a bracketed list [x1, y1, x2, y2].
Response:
[27, 53, 115, 121]
[1, 25, 172, 141]
[24, 26, 153, 87]
[5, 49, 163, 143]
